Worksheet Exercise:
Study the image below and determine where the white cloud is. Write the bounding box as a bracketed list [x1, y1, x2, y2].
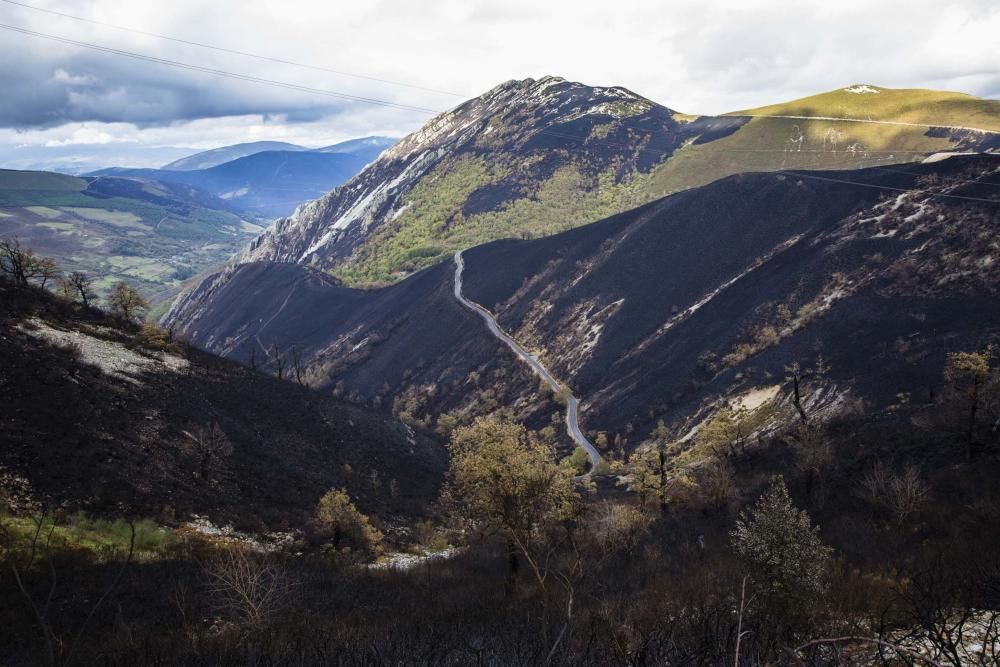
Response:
[0, 0, 996, 158]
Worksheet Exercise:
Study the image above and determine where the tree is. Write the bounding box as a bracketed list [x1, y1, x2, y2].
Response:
[560, 446, 590, 475]
[203, 549, 295, 627]
[314, 488, 383, 558]
[943, 348, 998, 456]
[630, 420, 671, 513]
[64, 271, 97, 308]
[108, 281, 148, 322]
[445, 417, 579, 590]
[0, 237, 44, 288]
[731, 477, 832, 607]
[182, 422, 233, 482]
[36, 257, 60, 289]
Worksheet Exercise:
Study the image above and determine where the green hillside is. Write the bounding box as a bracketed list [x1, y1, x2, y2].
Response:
[730, 85, 1000, 131]
[639, 85, 999, 201]
[328, 82, 999, 287]
[0, 169, 264, 307]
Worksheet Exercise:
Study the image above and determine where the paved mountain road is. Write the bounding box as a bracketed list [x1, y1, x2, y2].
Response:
[453, 250, 602, 474]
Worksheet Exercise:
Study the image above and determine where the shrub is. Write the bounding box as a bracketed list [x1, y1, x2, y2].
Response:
[315, 488, 383, 559]
[135, 322, 171, 351]
[731, 477, 832, 605]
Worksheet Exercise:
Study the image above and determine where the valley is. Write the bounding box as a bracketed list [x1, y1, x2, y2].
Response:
[1, 6, 999, 658]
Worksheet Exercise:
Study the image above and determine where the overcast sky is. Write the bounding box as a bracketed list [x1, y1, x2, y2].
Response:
[0, 0, 998, 161]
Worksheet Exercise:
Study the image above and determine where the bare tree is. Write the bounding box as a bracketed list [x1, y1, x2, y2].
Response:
[270, 341, 286, 380]
[291, 345, 307, 386]
[0, 237, 44, 288]
[203, 549, 295, 627]
[785, 362, 810, 425]
[859, 461, 930, 526]
[37, 257, 60, 289]
[182, 422, 234, 481]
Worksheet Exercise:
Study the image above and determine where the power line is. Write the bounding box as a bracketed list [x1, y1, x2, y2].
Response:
[0, 22, 443, 115]
[785, 170, 1000, 205]
[0, 0, 469, 98]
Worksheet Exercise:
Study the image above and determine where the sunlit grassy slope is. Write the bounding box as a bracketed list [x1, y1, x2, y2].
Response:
[730, 85, 1000, 132]
[641, 116, 956, 199]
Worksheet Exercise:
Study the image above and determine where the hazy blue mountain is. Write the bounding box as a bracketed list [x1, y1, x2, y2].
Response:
[313, 136, 397, 160]
[91, 149, 374, 218]
[161, 141, 308, 170]
[0, 143, 197, 175]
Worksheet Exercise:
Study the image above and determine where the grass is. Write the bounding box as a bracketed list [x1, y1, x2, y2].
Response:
[37, 221, 76, 232]
[641, 116, 954, 199]
[1, 511, 177, 562]
[61, 207, 145, 228]
[334, 158, 648, 286]
[24, 205, 64, 219]
[730, 85, 1000, 132]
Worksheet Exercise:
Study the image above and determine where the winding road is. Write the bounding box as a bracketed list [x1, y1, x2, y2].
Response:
[453, 251, 602, 475]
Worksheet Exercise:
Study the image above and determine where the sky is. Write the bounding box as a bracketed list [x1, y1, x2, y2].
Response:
[0, 0, 998, 169]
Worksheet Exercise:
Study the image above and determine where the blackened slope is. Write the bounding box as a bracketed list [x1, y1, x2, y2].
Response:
[166, 156, 1000, 451]
[0, 284, 444, 529]
[461, 157, 1000, 438]
[174, 260, 558, 430]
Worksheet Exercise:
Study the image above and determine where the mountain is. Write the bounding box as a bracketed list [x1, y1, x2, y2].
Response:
[161, 141, 308, 170]
[313, 135, 397, 158]
[219, 78, 999, 288]
[0, 279, 443, 529]
[165, 155, 1000, 452]
[229, 76, 721, 286]
[730, 84, 1000, 132]
[0, 144, 197, 175]
[0, 168, 263, 306]
[92, 149, 380, 218]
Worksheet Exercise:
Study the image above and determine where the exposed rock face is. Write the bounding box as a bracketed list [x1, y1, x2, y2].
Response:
[222, 76, 705, 280]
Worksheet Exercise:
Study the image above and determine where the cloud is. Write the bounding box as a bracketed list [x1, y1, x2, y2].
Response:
[0, 0, 996, 158]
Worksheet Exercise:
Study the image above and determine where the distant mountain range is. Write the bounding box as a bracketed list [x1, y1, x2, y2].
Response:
[89, 136, 397, 218]
[0, 144, 198, 175]
[161, 141, 310, 171]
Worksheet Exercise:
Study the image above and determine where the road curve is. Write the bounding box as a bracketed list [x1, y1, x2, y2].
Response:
[453, 250, 602, 474]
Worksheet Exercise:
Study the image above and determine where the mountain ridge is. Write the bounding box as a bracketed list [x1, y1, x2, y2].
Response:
[198, 78, 998, 290]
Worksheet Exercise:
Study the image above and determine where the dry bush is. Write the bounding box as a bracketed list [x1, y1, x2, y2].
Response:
[859, 461, 931, 525]
[203, 549, 296, 627]
[135, 323, 172, 352]
[591, 502, 651, 558]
